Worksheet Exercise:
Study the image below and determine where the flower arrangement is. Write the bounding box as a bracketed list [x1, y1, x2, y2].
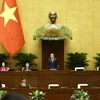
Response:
[29, 90, 46, 100]
[70, 90, 90, 100]
[33, 25, 72, 40]
[0, 90, 7, 99]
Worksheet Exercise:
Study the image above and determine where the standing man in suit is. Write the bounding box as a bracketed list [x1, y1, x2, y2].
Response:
[48, 53, 58, 69]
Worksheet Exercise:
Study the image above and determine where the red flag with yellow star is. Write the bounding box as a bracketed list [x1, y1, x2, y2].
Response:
[0, 0, 25, 56]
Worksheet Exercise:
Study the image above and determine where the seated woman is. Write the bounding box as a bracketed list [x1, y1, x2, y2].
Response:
[19, 78, 30, 88]
[0, 62, 9, 71]
[22, 63, 32, 71]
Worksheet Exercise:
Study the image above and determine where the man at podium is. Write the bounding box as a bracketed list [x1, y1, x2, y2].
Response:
[48, 53, 58, 70]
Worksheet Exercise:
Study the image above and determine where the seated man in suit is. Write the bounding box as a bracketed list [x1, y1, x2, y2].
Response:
[48, 53, 58, 70]
[22, 63, 32, 71]
[19, 78, 30, 88]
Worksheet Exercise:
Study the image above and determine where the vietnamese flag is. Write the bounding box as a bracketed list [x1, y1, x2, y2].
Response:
[0, 0, 25, 56]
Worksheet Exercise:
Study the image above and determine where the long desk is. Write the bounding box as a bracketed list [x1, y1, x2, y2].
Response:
[0, 70, 100, 99]
[0, 70, 100, 88]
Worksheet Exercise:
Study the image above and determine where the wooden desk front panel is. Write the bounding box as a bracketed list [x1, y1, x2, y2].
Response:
[93, 71, 100, 87]
[14, 71, 38, 88]
[69, 71, 94, 88]
[38, 70, 69, 89]
[0, 72, 14, 88]
[1, 70, 100, 89]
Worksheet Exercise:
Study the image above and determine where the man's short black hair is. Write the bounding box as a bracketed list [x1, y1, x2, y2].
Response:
[1, 93, 28, 100]
[21, 77, 26, 80]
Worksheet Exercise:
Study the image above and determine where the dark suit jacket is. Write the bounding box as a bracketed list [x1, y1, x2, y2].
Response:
[0, 84, 2, 88]
[19, 83, 30, 88]
[23, 67, 32, 71]
[48, 58, 58, 69]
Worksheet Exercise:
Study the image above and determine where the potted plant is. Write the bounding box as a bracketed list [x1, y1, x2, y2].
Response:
[12, 53, 38, 68]
[70, 90, 90, 100]
[93, 53, 100, 70]
[65, 52, 90, 70]
[93, 53, 100, 68]
[33, 25, 72, 41]
[29, 90, 46, 100]
[0, 90, 7, 99]
[0, 53, 9, 66]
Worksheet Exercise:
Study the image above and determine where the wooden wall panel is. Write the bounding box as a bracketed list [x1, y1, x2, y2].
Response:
[69, 71, 94, 88]
[14, 71, 38, 88]
[38, 70, 69, 89]
[0, 72, 14, 88]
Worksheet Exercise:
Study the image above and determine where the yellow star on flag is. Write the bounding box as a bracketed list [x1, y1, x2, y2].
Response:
[0, 2, 18, 26]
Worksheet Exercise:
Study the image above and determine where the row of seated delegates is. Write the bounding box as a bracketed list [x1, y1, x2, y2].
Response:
[48, 53, 58, 70]
[22, 63, 32, 71]
[0, 62, 9, 71]
[0, 53, 58, 72]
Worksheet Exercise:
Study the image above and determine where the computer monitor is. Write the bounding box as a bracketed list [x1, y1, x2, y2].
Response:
[48, 84, 59, 89]
[77, 84, 88, 89]
[75, 67, 84, 71]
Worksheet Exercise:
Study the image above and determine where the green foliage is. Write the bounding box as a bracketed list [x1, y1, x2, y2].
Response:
[93, 53, 100, 67]
[29, 90, 46, 100]
[12, 53, 38, 67]
[33, 25, 72, 40]
[66, 52, 90, 70]
[0, 53, 9, 66]
[0, 90, 7, 100]
[70, 90, 90, 100]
